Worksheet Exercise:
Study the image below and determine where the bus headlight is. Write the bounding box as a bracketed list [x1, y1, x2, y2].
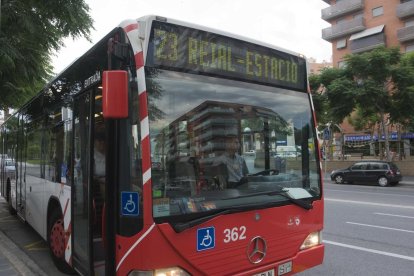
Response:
[128, 267, 191, 276]
[300, 231, 321, 250]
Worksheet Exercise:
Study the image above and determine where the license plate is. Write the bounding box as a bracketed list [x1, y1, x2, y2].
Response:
[278, 261, 292, 275]
[253, 269, 275, 276]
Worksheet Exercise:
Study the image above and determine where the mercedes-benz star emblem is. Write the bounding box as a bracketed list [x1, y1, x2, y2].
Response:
[247, 236, 267, 264]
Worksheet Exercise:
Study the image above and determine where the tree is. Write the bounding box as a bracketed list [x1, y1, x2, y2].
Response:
[0, 0, 94, 114]
[310, 67, 350, 160]
[392, 51, 414, 131]
[310, 47, 414, 160]
[345, 47, 400, 160]
[309, 73, 328, 125]
[319, 47, 414, 161]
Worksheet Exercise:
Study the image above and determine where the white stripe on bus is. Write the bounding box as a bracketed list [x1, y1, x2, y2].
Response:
[116, 223, 156, 272]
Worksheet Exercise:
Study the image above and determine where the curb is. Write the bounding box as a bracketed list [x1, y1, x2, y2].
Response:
[0, 230, 47, 276]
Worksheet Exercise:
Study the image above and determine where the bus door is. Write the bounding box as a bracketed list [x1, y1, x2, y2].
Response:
[16, 113, 26, 220]
[72, 91, 93, 275]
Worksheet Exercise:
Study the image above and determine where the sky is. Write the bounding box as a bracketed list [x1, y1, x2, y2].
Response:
[52, 0, 332, 74]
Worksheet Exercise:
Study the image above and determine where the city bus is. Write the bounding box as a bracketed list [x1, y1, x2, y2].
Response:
[0, 15, 324, 275]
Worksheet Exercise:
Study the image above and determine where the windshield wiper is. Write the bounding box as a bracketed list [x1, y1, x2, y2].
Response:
[171, 190, 312, 233]
[223, 189, 313, 210]
[172, 208, 240, 233]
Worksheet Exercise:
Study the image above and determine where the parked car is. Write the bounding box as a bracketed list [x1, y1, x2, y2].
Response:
[330, 160, 402, 187]
[2, 158, 16, 180]
[244, 150, 256, 156]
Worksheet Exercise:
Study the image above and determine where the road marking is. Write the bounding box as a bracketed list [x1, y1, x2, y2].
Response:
[325, 198, 414, 209]
[346, 222, 414, 234]
[24, 240, 48, 251]
[326, 188, 414, 199]
[374, 213, 414, 219]
[323, 240, 414, 261]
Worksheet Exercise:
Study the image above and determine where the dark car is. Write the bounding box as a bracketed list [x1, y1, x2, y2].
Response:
[330, 160, 402, 187]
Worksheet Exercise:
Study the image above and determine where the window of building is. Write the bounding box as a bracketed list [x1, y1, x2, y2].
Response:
[337, 18, 347, 25]
[372, 6, 383, 17]
[337, 39, 347, 49]
[338, 60, 346, 68]
[405, 20, 414, 27]
[406, 44, 414, 53]
[353, 12, 363, 19]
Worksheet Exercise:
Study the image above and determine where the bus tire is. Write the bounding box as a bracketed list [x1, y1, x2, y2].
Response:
[7, 182, 16, 215]
[48, 210, 75, 274]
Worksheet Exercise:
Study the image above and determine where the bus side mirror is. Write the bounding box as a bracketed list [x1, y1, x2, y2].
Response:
[102, 70, 128, 118]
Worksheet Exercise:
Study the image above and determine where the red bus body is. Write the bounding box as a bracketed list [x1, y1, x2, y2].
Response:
[116, 201, 324, 275]
[112, 16, 324, 275]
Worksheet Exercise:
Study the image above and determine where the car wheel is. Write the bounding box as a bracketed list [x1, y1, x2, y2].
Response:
[378, 176, 389, 187]
[334, 175, 344, 184]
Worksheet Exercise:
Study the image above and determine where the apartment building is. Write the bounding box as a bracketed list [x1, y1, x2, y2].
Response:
[321, 0, 414, 68]
[320, 0, 414, 157]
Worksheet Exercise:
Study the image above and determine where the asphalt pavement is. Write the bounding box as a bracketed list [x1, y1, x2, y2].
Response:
[0, 175, 412, 276]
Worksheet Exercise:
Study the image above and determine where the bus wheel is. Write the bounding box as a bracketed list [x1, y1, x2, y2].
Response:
[7, 183, 16, 215]
[48, 211, 74, 274]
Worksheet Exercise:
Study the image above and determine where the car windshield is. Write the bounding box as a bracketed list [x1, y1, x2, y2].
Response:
[147, 69, 321, 223]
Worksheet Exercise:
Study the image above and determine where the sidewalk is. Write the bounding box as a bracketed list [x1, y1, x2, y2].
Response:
[0, 200, 47, 276]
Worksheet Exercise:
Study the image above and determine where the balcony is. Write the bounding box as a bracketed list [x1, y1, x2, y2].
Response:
[322, 17, 365, 42]
[397, 25, 414, 42]
[396, 0, 414, 19]
[322, 0, 364, 21]
[350, 25, 385, 53]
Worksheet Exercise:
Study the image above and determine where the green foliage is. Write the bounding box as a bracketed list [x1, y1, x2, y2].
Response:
[312, 47, 413, 130]
[0, 0, 94, 111]
[308, 74, 327, 125]
[392, 51, 414, 131]
[348, 107, 380, 132]
[311, 46, 414, 160]
[310, 67, 352, 126]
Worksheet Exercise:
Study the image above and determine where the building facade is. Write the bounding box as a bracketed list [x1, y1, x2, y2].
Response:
[321, 0, 414, 158]
[322, 0, 414, 68]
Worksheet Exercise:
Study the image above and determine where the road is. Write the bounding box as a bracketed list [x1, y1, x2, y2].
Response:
[1, 175, 413, 275]
[301, 179, 414, 276]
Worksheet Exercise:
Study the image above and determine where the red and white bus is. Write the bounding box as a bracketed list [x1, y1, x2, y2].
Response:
[1, 15, 324, 275]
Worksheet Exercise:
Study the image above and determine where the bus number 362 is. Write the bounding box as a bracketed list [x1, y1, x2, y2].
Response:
[223, 226, 247, 243]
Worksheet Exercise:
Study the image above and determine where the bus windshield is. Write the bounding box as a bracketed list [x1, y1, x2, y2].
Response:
[147, 69, 321, 224]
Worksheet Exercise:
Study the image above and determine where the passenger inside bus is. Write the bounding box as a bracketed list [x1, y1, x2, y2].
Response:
[93, 131, 106, 238]
[212, 135, 248, 188]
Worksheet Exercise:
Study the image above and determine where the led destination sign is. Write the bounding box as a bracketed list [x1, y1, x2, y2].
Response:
[147, 21, 307, 91]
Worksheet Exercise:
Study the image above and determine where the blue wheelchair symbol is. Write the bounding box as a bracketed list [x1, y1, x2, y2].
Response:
[121, 192, 139, 216]
[197, 227, 215, 251]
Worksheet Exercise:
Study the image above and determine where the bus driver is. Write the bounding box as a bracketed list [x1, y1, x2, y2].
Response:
[213, 135, 249, 188]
